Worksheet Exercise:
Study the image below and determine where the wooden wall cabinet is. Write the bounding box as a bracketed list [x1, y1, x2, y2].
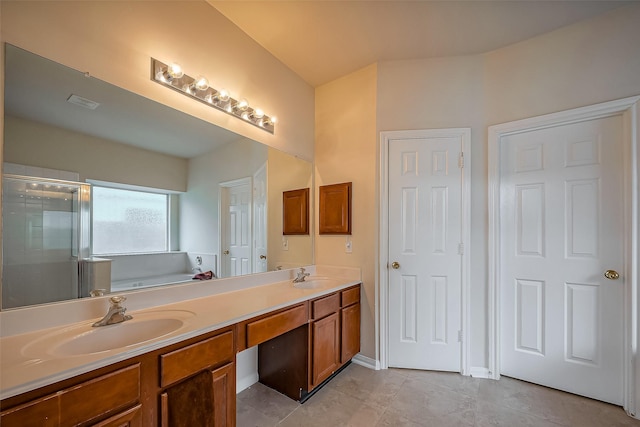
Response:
[319, 182, 352, 234]
[283, 188, 309, 235]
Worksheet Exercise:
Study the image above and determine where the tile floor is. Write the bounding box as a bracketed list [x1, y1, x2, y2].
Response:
[237, 363, 640, 427]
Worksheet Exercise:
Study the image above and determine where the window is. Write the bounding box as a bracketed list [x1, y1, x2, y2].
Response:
[92, 186, 168, 254]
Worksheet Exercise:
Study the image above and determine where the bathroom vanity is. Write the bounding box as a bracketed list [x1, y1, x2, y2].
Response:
[0, 275, 361, 426]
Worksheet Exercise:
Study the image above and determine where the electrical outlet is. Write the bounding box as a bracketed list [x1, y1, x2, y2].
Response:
[345, 236, 352, 253]
[282, 237, 289, 251]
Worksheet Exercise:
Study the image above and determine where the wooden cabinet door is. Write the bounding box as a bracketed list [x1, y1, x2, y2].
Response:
[92, 404, 142, 427]
[211, 362, 235, 427]
[160, 362, 235, 427]
[341, 303, 360, 363]
[311, 312, 340, 387]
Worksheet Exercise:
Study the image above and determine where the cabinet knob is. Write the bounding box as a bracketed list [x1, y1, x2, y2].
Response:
[260, 255, 267, 259]
[223, 250, 229, 255]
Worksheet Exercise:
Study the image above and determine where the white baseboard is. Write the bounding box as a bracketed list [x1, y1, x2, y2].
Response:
[351, 354, 380, 370]
[469, 367, 492, 379]
[236, 372, 259, 394]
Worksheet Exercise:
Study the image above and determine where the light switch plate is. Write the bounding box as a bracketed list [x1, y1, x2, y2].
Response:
[345, 236, 352, 253]
[282, 237, 289, 251]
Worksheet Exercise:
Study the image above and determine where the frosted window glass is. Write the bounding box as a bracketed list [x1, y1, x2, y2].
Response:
[92, 187, 167, 254]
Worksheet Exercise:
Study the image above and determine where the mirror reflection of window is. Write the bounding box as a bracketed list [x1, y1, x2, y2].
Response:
[92, 186, 170, 255]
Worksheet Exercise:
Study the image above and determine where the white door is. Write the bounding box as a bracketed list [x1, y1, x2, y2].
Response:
[253, 163, 268, 273]
[388, 132, 465, 371]
[220, 179, 252, 277]
[500, 116, 624, 404]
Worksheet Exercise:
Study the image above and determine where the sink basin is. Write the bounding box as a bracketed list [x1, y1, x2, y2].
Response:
[293, 277, 339, 289]
[53, 318, 184, 356]
[23, 310, 194, 358]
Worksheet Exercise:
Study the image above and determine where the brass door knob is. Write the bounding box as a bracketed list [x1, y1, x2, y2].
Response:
[223, 250, 229, 255]
[391, 261, 400, 269]
[260, 255, 267, 259]
[604, 270, 620, 280]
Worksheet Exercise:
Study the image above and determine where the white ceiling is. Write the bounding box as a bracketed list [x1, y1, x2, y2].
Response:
[209, 0, 629, 87]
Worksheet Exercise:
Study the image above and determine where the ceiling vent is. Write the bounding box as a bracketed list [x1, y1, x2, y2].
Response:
[67, 94, 100, 110]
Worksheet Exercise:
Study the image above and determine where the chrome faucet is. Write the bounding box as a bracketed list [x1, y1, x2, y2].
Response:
[192, 266, 203, 273]
[293, 267, 310, 283]
[93, 296, 132, 327]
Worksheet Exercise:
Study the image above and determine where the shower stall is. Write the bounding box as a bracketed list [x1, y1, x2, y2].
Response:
[2, 174, 91, 309]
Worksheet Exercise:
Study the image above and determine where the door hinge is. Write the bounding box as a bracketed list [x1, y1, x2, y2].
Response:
[458, 152, 464, 168]
[458, 330, 463, 342]
[458, 243, 464, 255]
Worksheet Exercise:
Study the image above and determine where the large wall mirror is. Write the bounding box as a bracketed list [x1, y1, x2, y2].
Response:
[2, 44, 313, 310]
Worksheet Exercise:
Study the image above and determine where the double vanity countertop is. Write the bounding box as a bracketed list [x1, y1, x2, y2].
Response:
[0, 269, 361, 400]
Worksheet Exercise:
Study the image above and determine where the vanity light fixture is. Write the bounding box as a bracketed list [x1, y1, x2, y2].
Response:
[151, 58, 276, 134]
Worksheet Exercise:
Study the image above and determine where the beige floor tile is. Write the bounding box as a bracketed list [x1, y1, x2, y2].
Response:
[238, 382, 300, 421]
[400, 368, 481, 398]
[237, 366, 640, 427]
[477, 376, 571, 425]
[327, 364, 406, 408]
[278, 385, 386, 427]
[374, 409, 427, 427]
[237, 400, 281, 427]
[475, 400, 565, 427]
[560, 393, 640, 426]
[388, 378, 476, 426]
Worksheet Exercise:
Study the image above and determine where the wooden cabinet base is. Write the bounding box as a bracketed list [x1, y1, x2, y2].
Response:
[258, 324, 308, 401]
[257, 284, 361, 403]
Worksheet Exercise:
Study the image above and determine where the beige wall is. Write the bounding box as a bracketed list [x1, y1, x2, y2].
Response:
[267, 147, 313, 270]
[0, 1, 314, 160]
[5, 115, 188, 191]
[377, 55, 487, 366]
[182, 138, 267, 256]
[484, 3, 640, 125]
[315, 64, 378, 358]
[314, 3, 640, 368]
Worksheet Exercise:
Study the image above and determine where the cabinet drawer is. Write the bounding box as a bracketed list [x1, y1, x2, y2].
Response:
[246, 304, 308, 347]
[311, 292, 340, 320]
[60, 364, 141, 426]
[0, 394, 58, 426]
[1, 364, 140, 426]
[341, 286, 360, 307]
[160, 331, 234, 387]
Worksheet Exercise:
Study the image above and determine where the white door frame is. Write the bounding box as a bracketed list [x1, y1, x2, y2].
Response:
[219, 177, 253, 278]
[379, 128, 472, 374]
[488, 96, 640, 417]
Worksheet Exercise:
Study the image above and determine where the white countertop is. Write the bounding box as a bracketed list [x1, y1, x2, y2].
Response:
[0, 274, 360, 400]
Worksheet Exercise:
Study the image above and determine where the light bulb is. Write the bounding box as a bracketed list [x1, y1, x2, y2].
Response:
[194, 76, 209, 91]
[252, 108, 264, 119]
[157, 62, 184, 83]
[236, 98, 249, 111]
[217, 89, 230, 103]
[167, 63, 183, 79]
[265, 116, 278, 126]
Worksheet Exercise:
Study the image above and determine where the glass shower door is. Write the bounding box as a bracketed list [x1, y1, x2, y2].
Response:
[2, 174, 90, 309]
